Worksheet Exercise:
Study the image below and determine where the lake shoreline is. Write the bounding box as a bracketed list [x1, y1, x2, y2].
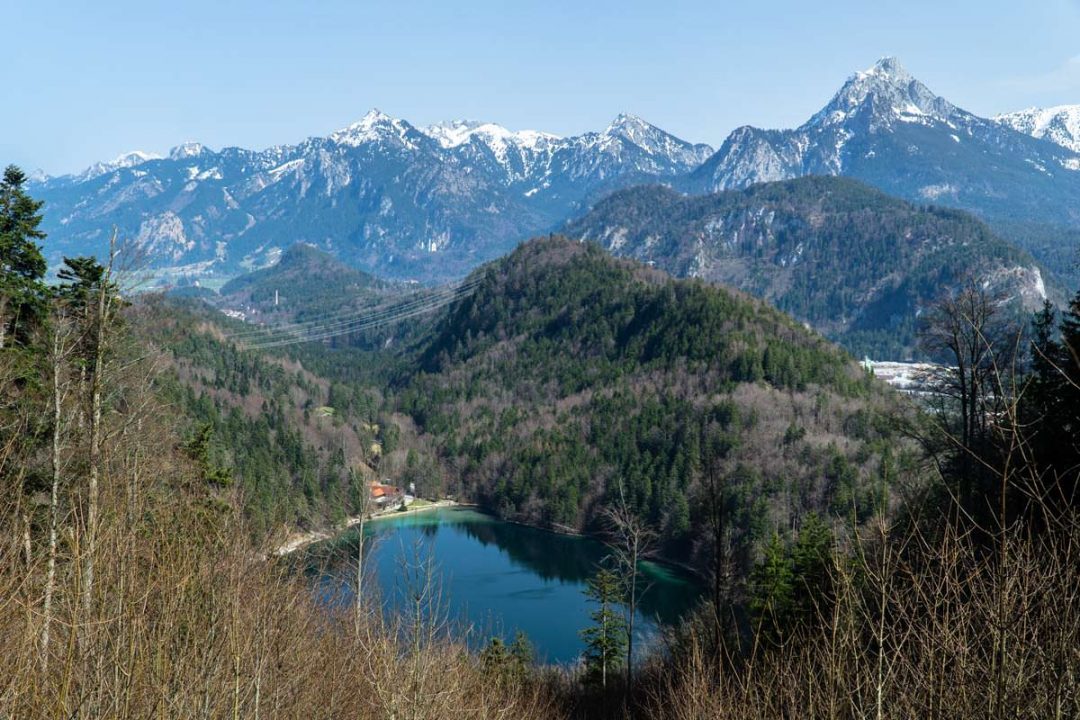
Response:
[300, 502, 703, 664]
[273, 499, 472, 557]
[280, 500, 705, 585]
[497, 514, 707, 584]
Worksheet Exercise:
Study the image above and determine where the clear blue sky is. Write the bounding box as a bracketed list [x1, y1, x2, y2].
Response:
[6, 0, 1080, 175]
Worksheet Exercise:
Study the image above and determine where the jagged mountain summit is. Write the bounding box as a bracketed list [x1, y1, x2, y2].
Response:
[31, 110, 712, 281]
[689, 57, 1080, 236]
[996, 105, 1080, 154]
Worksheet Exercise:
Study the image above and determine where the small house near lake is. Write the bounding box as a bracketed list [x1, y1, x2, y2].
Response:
[370, 480, 403, 507]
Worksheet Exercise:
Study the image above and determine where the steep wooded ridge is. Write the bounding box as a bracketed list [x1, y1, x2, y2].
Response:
[395, 237, 911, 568]
[220, 242, 388, 304]
[213, 242, 405, 331]
[564, 177, 1047, 357]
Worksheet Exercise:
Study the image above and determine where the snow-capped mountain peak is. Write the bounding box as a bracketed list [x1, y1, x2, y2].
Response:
[691, 54, 1080, 234]
[597, 112, 713, 166]
[806, 56, 958, 129]
[76, 149, 162, 181]
[329, 109, 420, 149]
[169, 142, 209, 160]
[864, 56, 909, 80]
[996, 105, 1080, 153]
[604, 112, 651, 137]
[423, 119, 560, 151]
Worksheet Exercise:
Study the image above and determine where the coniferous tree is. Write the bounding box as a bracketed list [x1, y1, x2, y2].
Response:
[1025, 302, 1067, 482]
[791, 513, 835, 627]
[749, 531, 794, 643]
[1052, 291, 1080, 509]
[0, 165, 47, 350]
[580, 566, 627, 689]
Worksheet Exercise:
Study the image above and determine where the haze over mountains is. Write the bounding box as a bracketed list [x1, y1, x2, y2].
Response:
[28, 57, 1080, 292]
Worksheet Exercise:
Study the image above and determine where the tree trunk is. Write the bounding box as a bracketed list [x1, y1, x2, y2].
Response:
[0, 295, 8, 350]
[626, 541, 636, 692]
[82, 235, 116, 621]
[355, 512, 365, 638]
[42, 322, 65, 666]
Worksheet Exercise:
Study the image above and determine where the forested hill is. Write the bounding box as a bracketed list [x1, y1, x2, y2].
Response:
[217, 243, 393, 319]
[396, 237, 916, 571]
[563, 177, 1049, 358]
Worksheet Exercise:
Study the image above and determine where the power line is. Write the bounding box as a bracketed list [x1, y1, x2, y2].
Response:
[237, 280, 480, 347]
[223, 285, 441, 340]
[235, 279, 482, 350]
[224, 277, 483, 342]
[223, 277, 482, 340]
[243, 287, 475, 350]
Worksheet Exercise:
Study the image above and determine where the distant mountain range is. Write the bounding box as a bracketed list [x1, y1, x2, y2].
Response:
[31, 112, 710, 280]
[27, 57, 1080, 290]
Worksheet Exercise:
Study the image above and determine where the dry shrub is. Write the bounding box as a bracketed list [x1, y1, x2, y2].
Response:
[641, 508, 1080, 720]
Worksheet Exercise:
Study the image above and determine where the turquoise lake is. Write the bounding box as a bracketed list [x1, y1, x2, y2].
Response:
[302, 507, 702, 664]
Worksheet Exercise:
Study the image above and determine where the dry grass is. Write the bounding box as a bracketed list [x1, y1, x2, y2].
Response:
[0, 471, 562, 719]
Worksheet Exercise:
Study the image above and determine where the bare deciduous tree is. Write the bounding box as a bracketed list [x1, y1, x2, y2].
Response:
[604, 498, 657, 696]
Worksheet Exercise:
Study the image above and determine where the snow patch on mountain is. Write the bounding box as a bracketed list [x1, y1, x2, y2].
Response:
[424, 120, 560, 151]
[169, 142, 208, 160]
[996, 105, 1080, 154]
[77, 150, 162, 181]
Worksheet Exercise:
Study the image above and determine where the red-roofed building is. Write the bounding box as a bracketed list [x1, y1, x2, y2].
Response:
[370, 480, 403, 506]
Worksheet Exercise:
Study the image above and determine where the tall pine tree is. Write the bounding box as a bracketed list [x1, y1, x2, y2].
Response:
[580, 566, 627, 689]
[0, 165, 47, 350]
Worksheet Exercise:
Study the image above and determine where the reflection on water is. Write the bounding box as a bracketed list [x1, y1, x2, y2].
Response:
[302, 508, 702, 664]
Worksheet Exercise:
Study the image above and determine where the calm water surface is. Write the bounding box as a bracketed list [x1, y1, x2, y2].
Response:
[303, 507, 702, 664]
